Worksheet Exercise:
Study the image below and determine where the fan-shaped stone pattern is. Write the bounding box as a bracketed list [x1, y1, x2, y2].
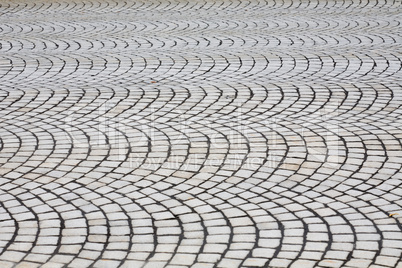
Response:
[0, 0, 401, 267]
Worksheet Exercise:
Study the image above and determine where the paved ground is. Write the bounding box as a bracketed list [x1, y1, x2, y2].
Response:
[0, 0, 402, 267]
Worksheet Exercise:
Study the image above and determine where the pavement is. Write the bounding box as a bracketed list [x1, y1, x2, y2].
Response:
[0, 0, 402, 267]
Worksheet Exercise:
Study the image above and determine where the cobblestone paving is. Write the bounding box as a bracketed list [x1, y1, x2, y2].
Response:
[0, 0, 402, 267]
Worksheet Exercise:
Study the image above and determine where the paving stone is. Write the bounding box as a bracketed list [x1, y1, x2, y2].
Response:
[0, 0, 401, 267]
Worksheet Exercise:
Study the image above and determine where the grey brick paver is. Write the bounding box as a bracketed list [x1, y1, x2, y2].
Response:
[0, 0, 402, 267]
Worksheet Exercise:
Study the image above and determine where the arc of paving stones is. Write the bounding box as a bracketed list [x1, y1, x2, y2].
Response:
[1, 0, 402, 267]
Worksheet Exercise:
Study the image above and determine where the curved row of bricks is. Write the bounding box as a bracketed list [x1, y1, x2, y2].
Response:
[0, 0, 401, 267]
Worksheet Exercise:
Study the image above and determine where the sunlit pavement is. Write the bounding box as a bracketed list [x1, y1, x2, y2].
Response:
[0, 0, 402, 267]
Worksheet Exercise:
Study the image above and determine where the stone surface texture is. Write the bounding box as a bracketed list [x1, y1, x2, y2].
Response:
[0, 0, 402, 267]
